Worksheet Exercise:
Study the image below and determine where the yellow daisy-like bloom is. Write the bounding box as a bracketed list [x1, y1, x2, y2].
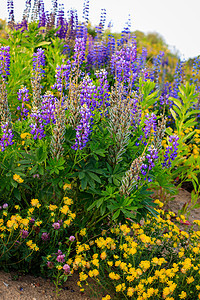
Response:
[56, 265, 62, 270]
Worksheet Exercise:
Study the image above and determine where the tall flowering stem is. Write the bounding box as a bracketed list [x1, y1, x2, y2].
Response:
[72, 104, 92, 150]
[0, 46, 11, 126]
[31, 48, 45, 111]
[17, 86, 30, 120]
[50, 63, 70, 159]
[162, 135, 179, 168]
[0, 122, 14, 151]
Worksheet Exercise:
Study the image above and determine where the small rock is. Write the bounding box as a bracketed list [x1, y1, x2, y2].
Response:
[3, 282, 9, 287]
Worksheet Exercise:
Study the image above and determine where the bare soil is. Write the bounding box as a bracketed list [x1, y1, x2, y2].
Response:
[0, 188, 199, 300]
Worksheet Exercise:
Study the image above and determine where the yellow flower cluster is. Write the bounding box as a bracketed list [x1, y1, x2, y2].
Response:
[13, 174, 24, 183]
[26, 240, 39, 251]
[73, 207, 200, 299]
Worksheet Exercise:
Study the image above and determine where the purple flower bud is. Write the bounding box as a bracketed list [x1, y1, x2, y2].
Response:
[52, 222, 60, 229]
[47, 261, 54, 269]
[56, 254, 65, 263]
[3, 203, 8, 209]
[41, 232, 50, 241]
[20, 230, 29, 239]
[63, 264, 70, 274]
[69, 236, 75, 242]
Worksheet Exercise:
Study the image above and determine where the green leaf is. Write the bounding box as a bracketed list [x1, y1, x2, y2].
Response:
[88, 171, 101, 183]
[81, 176, 88, 190]
[170, 109, 177, 121]
[13, 188, 21, 201]
[112, 209, 120, 220]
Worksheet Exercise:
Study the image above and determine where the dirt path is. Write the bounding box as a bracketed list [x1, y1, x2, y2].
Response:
[0, 188, 199, 300]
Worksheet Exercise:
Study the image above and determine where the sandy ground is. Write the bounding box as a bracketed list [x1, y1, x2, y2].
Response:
[0, 188, 199, 300]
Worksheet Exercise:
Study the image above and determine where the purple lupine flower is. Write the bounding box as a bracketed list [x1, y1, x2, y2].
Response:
[72, 104, 92, 150]
[56, 254, 65, 263]
[69, 235, 75, 242]
[95, 69, 110, 109]
[0, 122, 14, 151]
[0, 46, 11, 79]
[82, 0, 90, 24]
[110, 40, 137, 90]
[41, 232, 50, 241]
[146, 146, 159, 170]
[73, 37, 86, 67]
[33, 48, 45, 77]
[52, 222, 60, 229]
[143, 113, 157, 139]
[79, 76, 98, 109]
[38, 0, 46, 28]
[171, 61, 184, 99]
[20, 230, 29, 239]
[162, 135, 179, 168]
[51, 63, 71, 94]
[56, 4, 68, 39]
[17, 86, 30, 120]
[63, 264, 70, 274]
[40, 93, 56, 125]
[7, 0, 15, 23]
[152, 51, 165, 88]
[3, 203, 8, 209]
[30, 110, 46, 140]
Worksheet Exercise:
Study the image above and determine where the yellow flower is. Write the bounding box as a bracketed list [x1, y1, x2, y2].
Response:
[63, 197, 73, 205]
[102, 295, 111, 300]
[31, 199, 41, 208]
[60, 205, 69, 215]
[80, 228, 86, 236]
[109, 272, 120, 280]
[127, 287, 135, 297]
[116, 283, 126, 292]
[93, 269, 99, 277]
[187, 276, 194, 284]
[21, 132, 31, 139]
[13, 174, 24, 183]
[100, 251, 107, 260]
[48, 204, 57, 211]
[139, 260, 150, 272]
[56, 265, 62, 270]
[15, 205, 20, 210]
[63, 183, 72, 190]
[79, 272, 88, 281]
[179, 291, 187, 299]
